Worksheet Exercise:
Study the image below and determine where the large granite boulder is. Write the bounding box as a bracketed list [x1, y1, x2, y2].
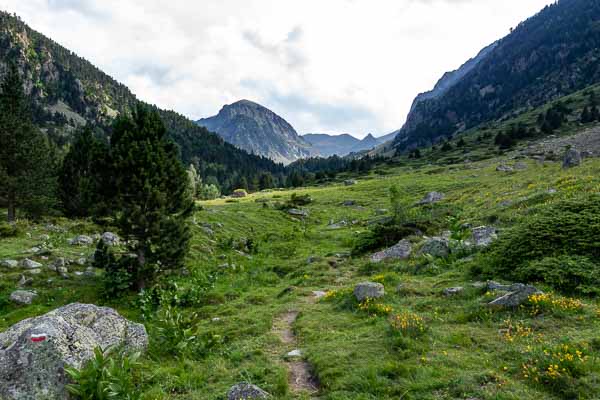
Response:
[370, 239, 412, 263]
[563, 148, 582, 169]
[0, 303, 148, 400]
[354, 282, 385, 302]
[488, 285, 542, 308]
[227, 383, 271, 399]
[418, 237, 450, 258]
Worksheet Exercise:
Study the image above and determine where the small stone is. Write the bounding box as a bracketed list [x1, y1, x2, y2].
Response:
[288, 208, 308, 217]
[21, 259, 42, 269]
[76, 258, 88, 266]
[101, 232, 120, 246]
[68, 235, 94, 246]
[38, 234, 50, 241]
[443, 287, 464, 296]
[57, 267, 69, 278]
[9, 290, 37, 305]
[26, 269, 42, 275]
[496, 164, 514, 172]
[342, 200, 356, 206]
[514, 162, 528, 170]
[344, 179, 358, 186]
[17, 275, 33, 287]
[354, 282, 385, 302]
[227, 383, 271, 400]
[84, 267, 95, 277]
[285, 349, 303, 359]
[418, 192, 444, 205]
[312, 291, 327, 299]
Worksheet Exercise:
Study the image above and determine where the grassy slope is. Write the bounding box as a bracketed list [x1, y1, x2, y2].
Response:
[2, 151, 600, 399]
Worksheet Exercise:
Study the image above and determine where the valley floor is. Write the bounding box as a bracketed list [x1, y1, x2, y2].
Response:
[2, 155, 600, 399]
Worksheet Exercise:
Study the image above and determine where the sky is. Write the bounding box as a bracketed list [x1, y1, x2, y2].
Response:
[0, 0, 556, 138]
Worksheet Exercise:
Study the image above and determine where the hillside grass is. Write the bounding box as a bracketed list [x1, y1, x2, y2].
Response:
[2, 154, 600, 399]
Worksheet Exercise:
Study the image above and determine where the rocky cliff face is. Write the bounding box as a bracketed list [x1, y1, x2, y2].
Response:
[393, 0, 600, 151]
[197, 100, 312, 164]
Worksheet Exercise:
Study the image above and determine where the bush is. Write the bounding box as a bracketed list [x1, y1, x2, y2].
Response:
[0, 223, 21, 238]
[480, 196, 600, 285]
[66, 347, 142, 400]
[103, 256, 137, 298]
[517, 256, 600, 296]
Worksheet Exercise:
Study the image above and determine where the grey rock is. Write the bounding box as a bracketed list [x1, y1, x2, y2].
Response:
[45, 224, 64, 233]
[0, 303, 148, 400]
[84, 267, 95, 277]
[17, 275, 33, 287]
[285, 349, 303, 359]
[443, 287, 464, 296]
[57, 267, 69, 279]
[76, 258, 88, 266]
[1, 259, 19, 269]
[101, 232, 120, 246]
[26, 269, 42, 275]
[487, 281, 527, 292]
[344, 179, 358, 186]
[342, 200, 356, 206]
[312, 291, 327, 299]
[488, 285, 542, 308]
[419, 237, 450, 258]
[48, 258, 66, 272]
[471, 226, 497, 247]
[9, 290, 37, 305]
[38, 234, 50, 241]
[328, 220, 348, 230]
[288, 208, 308, 217]
[496, 164, 513, 172]
[563, 148, 582, 169]
[370, 239, 412, 263]
[68, 235, 93, 246]
[418, 191, 444, 205]
[354, 282, 385, 302]
[21, 259, 42, 269]
[201, 227, 215, 236]
[514, 162, 528, 170]
[227, 382, 271, 400]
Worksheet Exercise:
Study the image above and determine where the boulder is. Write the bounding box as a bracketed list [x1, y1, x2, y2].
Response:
[101, 232, 120, 246]
[285, 349, 303, 359]
[418, 192, 444, 205]
[227, 383, 271, 400]
[354, 282, 385, 302]
[370, 239, 412, 263]
[47, 258, 66, 272]
[21, 259, 42, 270]
[487, 281, 527, 292]
[68, 235, 94, 246]
[288, 208, 308, 217]
[488, 285, 542, 308]
[9, 290, 37, 305]
[342, 200, 356, 206]
[344, 179, 358, 186]
[471, 226, 497, 247]
[17, 275, 33, 287]
[0, 303, 148, 400]
[418, 237, 450, 258]
[1, 259, 19, 269]
[496, 164, 513, 172]
[514, 162, 528, 170]
[443, 287, 464, 296]
[563, 148, 582, 169]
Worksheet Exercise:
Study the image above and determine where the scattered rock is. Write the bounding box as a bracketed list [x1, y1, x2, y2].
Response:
[76, 258, 88, 266]
[489, 285, 542, 308]
[418, 191, 445, 205]
[285, 349, 303, 359]
[418, 237, 450, 258]
[101, 232, 120, 246]
[38, 234, 50, 241]
[547, 188, 558, 194]
[312, 291, 327, 300]
[9, 290, 37, 305]
[57, 267, 69, 279]
[48, 258, 66, 272]
[26, 269, 42, 275]
[45, 224, 64, 233]
[443, 287, 464, 296]
[1, 260, 18, 269]
[288, 208, 308, 217]
[563, 148, 582, 169]
[227, 383, 271, 400]
[487, 281, 527, 292]
[370, 239, 412, 263]
[68, 235, 93, 246]
[21, 259, 42, 270]
[328, 220, 348, 229]
[0, 303, 148, 400]
[496, 164, 514, 172]
[514, 162, 528, 170]
[17, 275, 33, 287]
[344, 179, 358, 186]
[354, 282, 385, 302]
[342, 200, 355, 206]
[471, 226, 497, 247]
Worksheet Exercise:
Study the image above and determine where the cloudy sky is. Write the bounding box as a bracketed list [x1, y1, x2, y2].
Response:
[1, 0, 555, 138]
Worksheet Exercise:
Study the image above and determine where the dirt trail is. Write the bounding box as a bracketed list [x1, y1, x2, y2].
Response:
[272, 309, 319, 397]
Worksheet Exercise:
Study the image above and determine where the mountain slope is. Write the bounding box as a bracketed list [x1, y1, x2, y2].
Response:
[0, 12, 283, 192]
[393, 0, 600, 150]
[197, 100, 312, 164]
[302, 133, 361, 157]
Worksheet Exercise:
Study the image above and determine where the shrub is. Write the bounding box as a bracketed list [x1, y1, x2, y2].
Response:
[481, 196, 600, 286]
[103, 256, 137, 298]
[517, 256, 600, 296]
[0, 223, 21, 238]
[66, 347, 142, 400]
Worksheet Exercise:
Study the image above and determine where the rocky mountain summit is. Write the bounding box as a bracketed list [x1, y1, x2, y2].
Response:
[197, 100, 312, 164]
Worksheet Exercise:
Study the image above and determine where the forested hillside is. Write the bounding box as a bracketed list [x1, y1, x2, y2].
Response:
[394, 0, 600, 150]
[0, 12, 285, 193]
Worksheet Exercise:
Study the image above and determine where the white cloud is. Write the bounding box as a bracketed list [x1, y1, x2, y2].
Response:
[0, 0, 555, 137]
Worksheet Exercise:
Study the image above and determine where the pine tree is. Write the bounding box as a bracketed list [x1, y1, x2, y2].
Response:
[110, 105, 192, 290]
[59, 127, 110, 217]
[259, 172, 274, 190]
[581, 106, 591, 123]
[0, 63, 58, 222]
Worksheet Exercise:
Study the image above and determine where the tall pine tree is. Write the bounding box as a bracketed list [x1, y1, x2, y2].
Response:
[59, 127, 110, 217]
[0, 63, 57, 222]
[111, 105, 192, 289]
